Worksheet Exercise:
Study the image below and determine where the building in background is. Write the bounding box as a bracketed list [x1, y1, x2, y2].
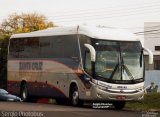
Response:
[142, 22, 160, 92]
[144, 22, 160, 70]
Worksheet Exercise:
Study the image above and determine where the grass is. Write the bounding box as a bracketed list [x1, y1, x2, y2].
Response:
[125, 93, 160, 112]
[37, 93, 160, 112]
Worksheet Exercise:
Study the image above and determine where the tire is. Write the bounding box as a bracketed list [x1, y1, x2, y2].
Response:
[113, 101, 125, 110]
[70, 86, 83, 106]
[20, 84, 28, 102]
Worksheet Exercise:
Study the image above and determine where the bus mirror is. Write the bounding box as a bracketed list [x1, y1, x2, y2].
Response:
[143, 47, 153, 64]
[84, 44, 96, 62]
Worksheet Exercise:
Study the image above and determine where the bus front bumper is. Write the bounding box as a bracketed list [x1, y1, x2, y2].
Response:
[82, 84, 144, 102]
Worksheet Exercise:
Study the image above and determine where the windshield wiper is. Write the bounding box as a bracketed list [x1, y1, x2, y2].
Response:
[121, 54, 135, 81]
[110, 54, 135, 81]
[121, 56, 125, 73]
[110, 55, 120, 79]
[123, 64, 135, 81]
[120, 42, 135, 81]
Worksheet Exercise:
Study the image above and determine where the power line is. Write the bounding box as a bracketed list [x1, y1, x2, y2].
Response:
[123, 26, 160, 30]
[1, 2, 159, 20]
[135, 29, 160, 34]
[46, 1, 160, 24]
[49, 3, 160, 19]
[144, 37, 160, 38]
[46, 3, 160, 22]
[0, 0, 160, 25]
[52, 9, 160, 22]
[136, 32, 160, 35]
[144, 32, 160, 35]
[51, 8, 160, 23]
[44, 0, 160, 16]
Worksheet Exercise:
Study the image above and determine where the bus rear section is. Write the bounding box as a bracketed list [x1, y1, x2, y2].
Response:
[7, 35, 86, 102]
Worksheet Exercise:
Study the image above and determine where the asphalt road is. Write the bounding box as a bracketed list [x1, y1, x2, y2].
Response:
[0, 102, 146, 117]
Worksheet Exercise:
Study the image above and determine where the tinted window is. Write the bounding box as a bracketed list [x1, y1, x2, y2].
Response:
[9, 37, 40, 59]
[39, 35, 80, 68]
[40, 35, 80, 59]
[9, 35, 80, 68]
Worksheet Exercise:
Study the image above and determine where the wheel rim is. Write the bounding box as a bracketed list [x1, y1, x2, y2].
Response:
[72, 90, 79, 105]
[22, 87, 27, 101]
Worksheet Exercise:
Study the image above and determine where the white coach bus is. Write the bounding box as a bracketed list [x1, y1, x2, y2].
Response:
[7, 25, 153, 109]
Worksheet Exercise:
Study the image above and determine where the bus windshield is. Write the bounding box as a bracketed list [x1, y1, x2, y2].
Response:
[92, 39, 144, 84]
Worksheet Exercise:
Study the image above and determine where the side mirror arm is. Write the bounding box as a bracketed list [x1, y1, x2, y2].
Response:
[143, 47, 153, 64]
[84, 44, 96, 62]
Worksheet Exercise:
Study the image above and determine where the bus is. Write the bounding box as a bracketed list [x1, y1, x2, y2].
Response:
[7, 25, 153, 109]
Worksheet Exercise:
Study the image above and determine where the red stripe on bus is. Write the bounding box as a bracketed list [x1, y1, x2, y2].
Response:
[8, 59, 90, 89]
[8, 80, 67, 98]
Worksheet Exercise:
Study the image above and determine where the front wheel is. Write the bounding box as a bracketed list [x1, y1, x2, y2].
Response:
[113, 101, 125, 110]
[20, 84, 28, 102]
[70, 86, 83, 106]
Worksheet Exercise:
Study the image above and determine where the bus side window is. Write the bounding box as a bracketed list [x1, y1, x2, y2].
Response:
[84, 51, 92, 75]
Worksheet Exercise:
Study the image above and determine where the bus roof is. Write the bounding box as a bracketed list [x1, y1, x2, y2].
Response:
[10, 25, 139, 41]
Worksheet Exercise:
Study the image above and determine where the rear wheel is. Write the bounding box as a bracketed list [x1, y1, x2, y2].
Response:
[70, 86, 83, 106]
[113, 101, 125, 110]
[20, 84, 28, 102]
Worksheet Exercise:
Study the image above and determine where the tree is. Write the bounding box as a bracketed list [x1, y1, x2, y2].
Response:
[0, 13, 55, 34]
[0, 35, 9, 89]
[0, 13, 55, 89]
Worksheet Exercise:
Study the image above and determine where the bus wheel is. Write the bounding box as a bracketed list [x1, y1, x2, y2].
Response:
[20, 84, 28, 102]
[113, 101, 125, 110]
[70, 86, 83, 106]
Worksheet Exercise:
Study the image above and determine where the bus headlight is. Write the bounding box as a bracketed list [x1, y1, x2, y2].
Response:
[97, 86, 108, 91]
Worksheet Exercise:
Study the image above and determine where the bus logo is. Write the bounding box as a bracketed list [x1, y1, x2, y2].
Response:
[19, 62, 43, 71]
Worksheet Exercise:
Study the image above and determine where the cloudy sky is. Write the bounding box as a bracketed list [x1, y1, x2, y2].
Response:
[1, 0, 160, 32]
